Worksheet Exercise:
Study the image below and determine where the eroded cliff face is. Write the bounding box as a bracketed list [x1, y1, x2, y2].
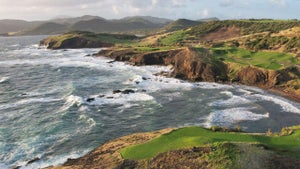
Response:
[44, 129, 173, 169]
[232, 66, 279, 87]
[171, 48, 228, 82]
[98, 47, 228, 82]
[98, 47, 300, 100]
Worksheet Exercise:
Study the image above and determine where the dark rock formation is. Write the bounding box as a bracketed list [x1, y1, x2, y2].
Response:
[233, 66, 269, 86]
[113, 90, 122, 94]
[98, 47, 228, 82]
[44, 129, 173, 169]
[113, 89, 135, 94]
[122, 89, 135, 94]
[27, 157, 41, 165]
[171, 47, 228, 82]
[86, 98, 95, 102]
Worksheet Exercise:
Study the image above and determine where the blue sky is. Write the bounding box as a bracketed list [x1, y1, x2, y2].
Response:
[0, 0, 299, 20]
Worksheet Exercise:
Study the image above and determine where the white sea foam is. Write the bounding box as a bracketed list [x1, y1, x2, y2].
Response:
[237, 88, 255, 95]
[0, 97, 62, 110]
[124, 74, 194, 92]
[204, 107, 269, 127]
[57, 95, 82, 113]
[0, 163, 9, 169]
[20, 149, 92, 169]
[195, 82, 234, 89]
[209, 91, 252, 107]
[250, 94, 300, 114]
[79, 114, 96, 128]
[0, 76, 9, 83]
[87, 92, 155, 106]
[220, 90, 234, 97]
[79, 105, 89, 112]
[0, 48, 103, 69]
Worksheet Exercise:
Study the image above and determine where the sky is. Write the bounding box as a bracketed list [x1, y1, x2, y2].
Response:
[0, 0, 299, 21]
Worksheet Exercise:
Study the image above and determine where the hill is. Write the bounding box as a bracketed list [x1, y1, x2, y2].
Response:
[46, 126, 300, 169]
[69, 17, 163, 33]
[161, 19, 202, 32]
[121, 16, 173, 25]
[24, 22, 69, 35]
[0, 19, 43, 34]
[0, 15, 174, 36]
[40, 31, 138, 49]
[50, 15, 104, 25]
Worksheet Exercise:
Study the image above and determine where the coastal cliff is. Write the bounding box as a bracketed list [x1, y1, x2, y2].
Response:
[39, 20, 300, 169]
[98, 47, 228, 82]
[40, 31, 138, 49]
[97, 47, 300, 100]
[45, 129, 173, 169]
[45, 126, 300, 169]
[40, 31, 300, 99]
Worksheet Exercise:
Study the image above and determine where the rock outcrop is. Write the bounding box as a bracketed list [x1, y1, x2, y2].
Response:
[40, 34, 114, 49]
[98, 47, 300, 100]
[44, 128, 173, 169]
[41, 36, 113, 49]
[40, 31, 138, 49]
[44, 128, 300, 169]
[171, 47, 228, 82]
[98, 47, 228, 82]
[232, 66, 280, 87]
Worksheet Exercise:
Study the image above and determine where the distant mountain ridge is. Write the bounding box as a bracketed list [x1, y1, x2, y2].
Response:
[0, 15, 174, 35]
[50, 15, 105, 25]
[0, 15, 218, 36]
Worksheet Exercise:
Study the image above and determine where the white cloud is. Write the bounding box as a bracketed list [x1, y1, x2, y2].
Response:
[0, 0, 298, 21]
[152, 0, 158, 5]
[202, 9, 209, 17]
[112, 5, 119, 14]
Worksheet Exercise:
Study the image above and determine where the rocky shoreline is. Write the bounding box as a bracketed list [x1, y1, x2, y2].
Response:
[44, 129, 174, 169]
[97, 47, 300, 103]
[43, 127, 300, 169]
[39, 32, 300, 169]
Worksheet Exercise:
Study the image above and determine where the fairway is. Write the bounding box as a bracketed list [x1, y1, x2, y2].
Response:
[121, 127, 300, 160]
[210, 47, 297, 70]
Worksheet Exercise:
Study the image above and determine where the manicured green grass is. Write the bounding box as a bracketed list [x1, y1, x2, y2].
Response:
[86, 33, 138, 44]
[121, 126, 300, 160]
[133, 46, 177, 52]
[210, 47, 297, 70]
[159, 30, 187, 45]
[49, 31, 139, 47]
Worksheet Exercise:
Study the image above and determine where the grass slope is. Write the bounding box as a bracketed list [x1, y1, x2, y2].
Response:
[42, 31, 138, 48]
[209, 47, 297, 70]
[121, 126, 300, 160]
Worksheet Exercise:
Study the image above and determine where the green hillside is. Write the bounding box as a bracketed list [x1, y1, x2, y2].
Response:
[121, 126, 300, 160]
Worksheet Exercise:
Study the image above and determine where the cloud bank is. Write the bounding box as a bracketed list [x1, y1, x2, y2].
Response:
[0, 0, 298, 20]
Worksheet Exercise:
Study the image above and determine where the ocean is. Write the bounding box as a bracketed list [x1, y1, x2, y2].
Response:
[1, 35, 300, 169]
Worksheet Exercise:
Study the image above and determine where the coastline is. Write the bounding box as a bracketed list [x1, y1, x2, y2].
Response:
[96, 47, 300, 104]
[38, 32, 300, 168]
[268, 87, 300, 103]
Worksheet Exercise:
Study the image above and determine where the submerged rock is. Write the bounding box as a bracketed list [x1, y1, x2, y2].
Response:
[113, 89, 135, 94]
[86, 98, 95, 102]
[27, 157, 41, 165]
[122, 89, 135, 94]
[113, 90, 122, 94]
